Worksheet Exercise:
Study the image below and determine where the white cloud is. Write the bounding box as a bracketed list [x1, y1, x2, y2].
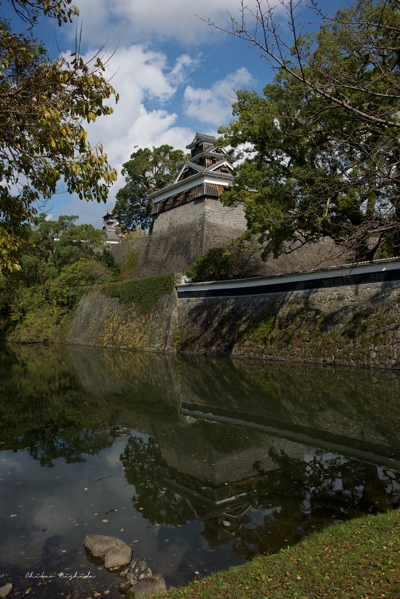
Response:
[83, 44, 197, 161]
[50, 44, 196, 225]
[70, 0, 278, 47]
[47, 0, 275, 225]
[183, 67, 254, 125]
[83, 43, 196, 184]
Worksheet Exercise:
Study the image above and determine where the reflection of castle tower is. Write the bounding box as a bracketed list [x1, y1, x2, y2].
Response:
[150, 419, 306, 549]
[133, 133, 247, 277]
[102, 209, 121, 244]
[161, 464, 264, 548]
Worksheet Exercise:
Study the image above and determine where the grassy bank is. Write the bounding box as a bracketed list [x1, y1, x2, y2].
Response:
[102, 273, 175, 314]
[165, 510, 399, 599]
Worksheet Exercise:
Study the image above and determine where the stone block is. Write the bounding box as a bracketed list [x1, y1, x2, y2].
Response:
[83, 534, 132, 568]
[0, 584, 12, 598]
[83, 534, 126, 557]
[104, 543, 132, 568]
[130, 574, 167, 599]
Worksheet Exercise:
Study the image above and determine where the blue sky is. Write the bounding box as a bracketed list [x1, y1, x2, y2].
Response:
[4, 0, 350, 227]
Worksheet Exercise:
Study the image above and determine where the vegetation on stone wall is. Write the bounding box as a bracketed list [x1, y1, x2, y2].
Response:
[186, 239, 260, 282]
[103, 273, 175, 314]
[0, 215, 119, 342]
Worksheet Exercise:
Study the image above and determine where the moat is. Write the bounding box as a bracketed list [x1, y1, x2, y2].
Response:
[0, 344, 399, 598]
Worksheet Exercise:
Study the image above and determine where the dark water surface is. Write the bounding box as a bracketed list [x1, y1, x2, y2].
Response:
[0, 344, 399, 597]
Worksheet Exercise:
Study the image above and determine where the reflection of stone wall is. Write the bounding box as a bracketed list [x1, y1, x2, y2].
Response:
[69, 347, 181, 412]
[177, 281, 400, 371]
[68, 346, 400, 454]
[148, 419, 305, 486]
[177, 355, 400, 451]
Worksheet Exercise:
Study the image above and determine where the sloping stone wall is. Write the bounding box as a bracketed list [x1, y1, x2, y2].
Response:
[67, 278, 400, 369]
[110, 236, 149, 264]
[176, 281, 400, 369]
[67, 288, 178, 352]
[133, 197, 350, 278]
[133, 198, 247, 278]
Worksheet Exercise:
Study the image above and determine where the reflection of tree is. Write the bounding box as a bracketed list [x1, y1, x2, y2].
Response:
[11, 418, 116, 468]
[226, 448, 400, 561]
[121, 435, 193, 525]
[0, 346, 119, 466]
[260, 447, 399, 515]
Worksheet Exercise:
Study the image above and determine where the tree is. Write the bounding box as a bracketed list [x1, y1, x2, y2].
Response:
[215, 0, 400, 260]
[4, 0, 79, 26]
[0, 0, 118, 274]
[114, 145, 187, 231]
[0, 214, 116, 340]
[186, 238, 260, 282]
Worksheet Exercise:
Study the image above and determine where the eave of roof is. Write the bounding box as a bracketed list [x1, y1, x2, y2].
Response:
[204, 159, 234, 173]
[186, 133, 216, 149]
[149, 169, 234, 203]
[173, 158, 233, 185]
[189, 148, 228, 162]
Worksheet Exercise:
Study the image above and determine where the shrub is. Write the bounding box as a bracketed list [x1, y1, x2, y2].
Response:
[104, 273, 175, 314]
[186, 239, 261, 282]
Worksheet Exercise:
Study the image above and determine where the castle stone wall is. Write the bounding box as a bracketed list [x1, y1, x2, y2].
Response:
[67, 278, 400, 369]
[133, 198, 247, 278]
[133, 197, 350, 279]
[176, 281, 400, 369]
[203, 199, 247, 251]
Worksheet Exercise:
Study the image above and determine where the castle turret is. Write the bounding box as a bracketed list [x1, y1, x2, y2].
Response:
[150, 133, 235, 217]
[102, 209, 121, 244]
[134, 134, 247, 277]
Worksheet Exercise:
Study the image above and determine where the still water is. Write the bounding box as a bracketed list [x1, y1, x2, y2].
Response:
[0, 344, 399, 597]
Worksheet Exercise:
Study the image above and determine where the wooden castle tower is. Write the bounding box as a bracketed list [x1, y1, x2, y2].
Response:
[133, 133, 247, 277]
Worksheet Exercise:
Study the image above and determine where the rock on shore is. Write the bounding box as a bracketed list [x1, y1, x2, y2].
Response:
[83, 534, 132, 568]
[0, 583, 12, 598]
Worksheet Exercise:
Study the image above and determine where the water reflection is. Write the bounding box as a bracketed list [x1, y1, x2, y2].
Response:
[0, 344, 399, 596]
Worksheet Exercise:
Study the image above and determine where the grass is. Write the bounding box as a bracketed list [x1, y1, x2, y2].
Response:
[163, 510, 400, 599]
[102, 273, 175, 315]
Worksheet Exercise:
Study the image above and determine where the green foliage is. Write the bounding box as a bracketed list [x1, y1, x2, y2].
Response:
[52, 222, 107, 268]
[219, 0, 400, 261]
[48, 260, 111, 308]
[5, 0, 80, 26]
[186, 239, 260, 282]
[187, 248, 235, 282]
[97, 247, 120, 276]
[104, 273, 175, 314]
[0, 3, 118, 273]
[1, 214, 117, 341]
[119, 252, 138, 278]
[114, 145, 187, 231]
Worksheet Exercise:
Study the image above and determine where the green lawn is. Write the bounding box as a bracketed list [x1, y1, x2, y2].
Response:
[164, 510, 400, 599]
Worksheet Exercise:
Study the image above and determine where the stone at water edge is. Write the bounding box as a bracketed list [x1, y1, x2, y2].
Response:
[129, 574, 167, 599]
[83, 534, 130, 559]
[0, 583, 12, 598]
[104, 543, 132, 568]
[138, 566, 153, 580]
